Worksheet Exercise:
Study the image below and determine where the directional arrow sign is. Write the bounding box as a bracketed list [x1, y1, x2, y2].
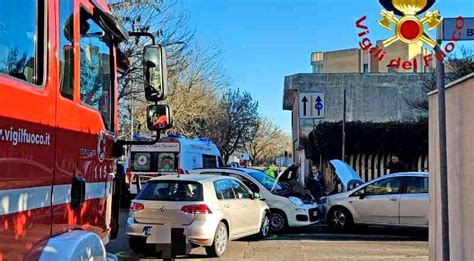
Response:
[315, 96, 323, 116]
[301, 96, 308, 116]
[299, 93, 325, 119]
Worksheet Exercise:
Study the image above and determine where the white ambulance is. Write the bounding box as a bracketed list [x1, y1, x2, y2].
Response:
[127, 134, 223, 195]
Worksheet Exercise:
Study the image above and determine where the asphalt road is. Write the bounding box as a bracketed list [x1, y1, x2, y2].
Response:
[106, 210, 429, 260]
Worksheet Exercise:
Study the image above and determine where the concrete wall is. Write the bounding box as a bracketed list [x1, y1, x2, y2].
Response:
[323, 49, 361, 73]
[311, 49, 362, 73]
[428, 73, 474, 261]
[283, 73, 432, 138]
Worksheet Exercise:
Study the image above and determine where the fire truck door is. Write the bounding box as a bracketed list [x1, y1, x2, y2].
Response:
[51, 0, 79, 235]
[73, 7, 117, 238]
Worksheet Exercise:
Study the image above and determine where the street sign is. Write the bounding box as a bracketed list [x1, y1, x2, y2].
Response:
[439, 17, 474, 41]
[299, 93, 325, 119]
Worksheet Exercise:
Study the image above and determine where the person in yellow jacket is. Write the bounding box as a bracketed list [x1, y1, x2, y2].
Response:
[264, 164, 277, 178]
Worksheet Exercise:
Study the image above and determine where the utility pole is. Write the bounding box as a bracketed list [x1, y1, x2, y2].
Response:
[435, 42, 450, 261]
[342, 88, 347, 161]
[130, 89, 134, 140]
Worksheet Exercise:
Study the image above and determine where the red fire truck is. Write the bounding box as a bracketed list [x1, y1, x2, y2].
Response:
[0, 0, 171, 259]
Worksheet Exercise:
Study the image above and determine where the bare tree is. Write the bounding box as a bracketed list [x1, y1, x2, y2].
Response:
[446, 47, 474, 80]
[213, 89, 259, 164]
[109, 0, 228, 139]
[245, 117, 288, 165]
[405, 47, 474, 117]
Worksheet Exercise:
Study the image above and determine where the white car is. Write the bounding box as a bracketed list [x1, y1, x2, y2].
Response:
[190, 168, 320, 232]
[126, 175, 270, 257]
[322, 172, 429, 232]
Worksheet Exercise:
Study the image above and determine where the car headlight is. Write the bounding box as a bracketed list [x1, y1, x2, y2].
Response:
[288, 196, 304, 206]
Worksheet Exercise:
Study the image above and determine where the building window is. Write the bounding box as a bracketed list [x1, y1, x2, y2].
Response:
[363, 63, 369, 73]
[0, 0, 44, 85]
[313, 63, 323, 73]
[80, 10, 114, 131]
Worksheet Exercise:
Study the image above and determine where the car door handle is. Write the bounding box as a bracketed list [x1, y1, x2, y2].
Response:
[390, 198, 398, 201]
[224, 204, 230, 208]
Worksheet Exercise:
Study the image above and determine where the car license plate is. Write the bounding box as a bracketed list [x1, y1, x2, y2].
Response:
[144, 226, 152, 236]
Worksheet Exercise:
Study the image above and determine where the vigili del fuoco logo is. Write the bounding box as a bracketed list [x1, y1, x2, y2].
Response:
[355, 0, 465, 71]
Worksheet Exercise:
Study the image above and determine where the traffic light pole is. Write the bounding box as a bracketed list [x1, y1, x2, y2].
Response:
[435, 43, 450, 261]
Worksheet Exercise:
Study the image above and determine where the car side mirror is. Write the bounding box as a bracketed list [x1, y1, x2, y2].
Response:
[143, 45, 167, 102]
[147, 105, 173, 131]
[359, 192, 366, 200]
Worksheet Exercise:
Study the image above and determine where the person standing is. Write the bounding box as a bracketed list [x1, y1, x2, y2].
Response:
[309, 166, 325, 201]
[387, 155, 408, 174]
[263, 162, 276, 178]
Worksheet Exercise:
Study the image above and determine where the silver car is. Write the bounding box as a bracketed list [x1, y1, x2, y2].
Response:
[322, 172, 429, 232]
[126, 175, 270, 257]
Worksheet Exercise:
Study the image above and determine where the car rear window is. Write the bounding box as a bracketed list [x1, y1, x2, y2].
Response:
[136, 181, 203, 201]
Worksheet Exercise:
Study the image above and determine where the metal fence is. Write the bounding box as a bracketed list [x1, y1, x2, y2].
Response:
[347, 154, 429, 182]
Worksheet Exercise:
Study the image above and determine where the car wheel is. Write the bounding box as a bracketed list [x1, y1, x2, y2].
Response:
[128, 237, 147, 254]
[270, 210, 287, 232]
[257, 212, 270, 239]
[205, 222, 228, 257]
[327, 207, 354, 232]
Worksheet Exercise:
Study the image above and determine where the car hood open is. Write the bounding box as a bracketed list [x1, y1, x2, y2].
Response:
[329, 160, 364, 192]
[274, 164, 315, 203]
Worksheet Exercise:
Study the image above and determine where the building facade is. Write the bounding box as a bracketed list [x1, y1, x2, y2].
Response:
[283, 73, 432, 142]
[311, 41, 433, 74]
[283, 73, 432, 183]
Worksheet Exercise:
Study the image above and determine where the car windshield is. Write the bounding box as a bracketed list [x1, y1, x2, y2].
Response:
[246, 170, 284, 192]
[136, 180, 203, 201]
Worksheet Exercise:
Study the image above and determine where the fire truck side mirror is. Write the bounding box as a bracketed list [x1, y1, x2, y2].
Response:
[143, 45, 168, 102]
[147, 104, 173, 131]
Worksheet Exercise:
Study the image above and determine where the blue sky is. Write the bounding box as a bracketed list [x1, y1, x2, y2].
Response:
[182, 0, 474, 133]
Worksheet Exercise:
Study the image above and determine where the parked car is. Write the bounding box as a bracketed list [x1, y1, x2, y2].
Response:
[321, 172, 429, 232]
[190, 168, 320, 232]
[126, 175, 270, 257]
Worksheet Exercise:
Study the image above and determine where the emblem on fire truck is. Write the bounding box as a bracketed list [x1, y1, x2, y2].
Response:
[378, 0, 441, 47]
[97, 131, 106, 162]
